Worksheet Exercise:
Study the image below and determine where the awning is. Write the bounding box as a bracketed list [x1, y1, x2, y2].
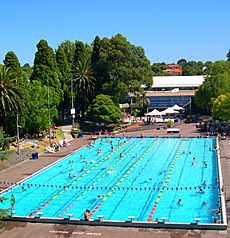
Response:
[171, 104, 184, 111]
[145, 109, 163, 116]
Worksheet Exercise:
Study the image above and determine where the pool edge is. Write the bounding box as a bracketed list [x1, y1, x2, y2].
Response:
[3, 216, 228, 230]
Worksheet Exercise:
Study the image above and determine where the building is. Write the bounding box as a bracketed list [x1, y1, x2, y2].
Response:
[146, 75, 205, 111]
[162, 64, 182, 76]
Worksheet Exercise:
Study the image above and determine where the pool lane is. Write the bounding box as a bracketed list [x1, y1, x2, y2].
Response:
[147, 139, 186, 221]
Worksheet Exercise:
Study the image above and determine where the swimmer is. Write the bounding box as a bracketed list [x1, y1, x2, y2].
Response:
[193, 157, 196, 161]
[107, 168, 115, 174]
[215, 178, 219, 184]
[189, 151, 192, 154]
[177, 199, 183, 206]
[120, 153, 122, 157]
[203, 180, 207, 186]
[202, 201, 208, 206]
[81, 167, 85, 172]
[198, 188, 204, 193]
[159, 180, 164, 184]
[90, 160, 95, 164]
[145, 178, 152, 183]
[97, 194, 105, 199]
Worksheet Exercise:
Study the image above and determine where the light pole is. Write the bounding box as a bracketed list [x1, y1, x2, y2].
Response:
[71, 77, 75, 126]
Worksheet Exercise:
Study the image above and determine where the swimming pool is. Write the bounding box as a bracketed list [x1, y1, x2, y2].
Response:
[0, 137, 225, 227]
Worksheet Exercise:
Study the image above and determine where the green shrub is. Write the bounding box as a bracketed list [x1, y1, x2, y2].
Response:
[167, 120, 174, 128]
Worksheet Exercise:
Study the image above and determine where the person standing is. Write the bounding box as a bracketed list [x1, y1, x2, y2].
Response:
[10, 194, 16, 211]
[84, 209, 90, 221]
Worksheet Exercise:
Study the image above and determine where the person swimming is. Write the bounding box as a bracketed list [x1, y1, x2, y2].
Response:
[97, 194, 105, 199]
[177, 199, 183, 206]
[107, 168, 115, 174]
[145, 178, 152, 183]
[202, 201, 208, 206]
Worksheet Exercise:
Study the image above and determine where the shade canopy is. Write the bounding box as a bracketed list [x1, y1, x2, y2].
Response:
[161, 107, 179, 114]
[171, 104, 184, 111]
[145, 109, 163, 116]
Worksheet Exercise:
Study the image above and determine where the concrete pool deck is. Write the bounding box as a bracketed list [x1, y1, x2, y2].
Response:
[0, 123, 229, 238]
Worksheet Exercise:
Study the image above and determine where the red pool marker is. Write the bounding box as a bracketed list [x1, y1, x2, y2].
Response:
[89, 202, 102, 218]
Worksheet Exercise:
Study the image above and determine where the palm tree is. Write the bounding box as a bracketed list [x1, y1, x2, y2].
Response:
[72, 59, 95, 119]
[0, 65, 25, 132]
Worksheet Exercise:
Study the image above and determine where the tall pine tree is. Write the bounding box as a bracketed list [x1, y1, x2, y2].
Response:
[3, 51, 22, 79]
[29, 39, 63, 125]
[56, 46, 71, 120]
[30, 39, 61, 90]
[73, 40, 85, 67]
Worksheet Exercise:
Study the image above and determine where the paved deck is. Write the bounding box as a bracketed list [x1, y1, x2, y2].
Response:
[0, 135, 91, 188]
[0, 123, 229, 238]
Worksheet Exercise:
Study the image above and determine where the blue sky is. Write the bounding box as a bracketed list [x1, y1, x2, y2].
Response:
[1, 0, 230, 65]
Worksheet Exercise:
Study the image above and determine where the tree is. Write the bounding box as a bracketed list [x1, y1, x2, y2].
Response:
[59, 40, 76, 68]
[21, 81, 59, 134]
[56, 46, 71, 79]
[22, 63, 33, 80]
[91, 36, 101, 66]
[72, 58, 95, 118]
[211, 94, 230, 121]
[177, 59, 187, 65]
[151, 62, 166, 75]
[195, 61, 230, 111]
[30, 39, 62, 91]
[182, 60, 204, 76]
[55, 46, 71, 120]
[0, 66, 25, 127]
[86, 94, 121, 123]
[227, 49, 230, 61]
[73, 40, 86, 67]
[3, 51, 21, 78]
[93, 34, 153, 104]
[0, 127, 14, 159]
[30, 39, 63, 124]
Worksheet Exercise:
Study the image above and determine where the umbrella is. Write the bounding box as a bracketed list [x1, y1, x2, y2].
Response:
[171, 104, 184, 111]
[161, 107, 179, 114]
[145, 109, 163, 116]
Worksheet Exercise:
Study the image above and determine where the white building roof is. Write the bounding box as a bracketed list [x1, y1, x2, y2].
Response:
[152, 75, 205, 88]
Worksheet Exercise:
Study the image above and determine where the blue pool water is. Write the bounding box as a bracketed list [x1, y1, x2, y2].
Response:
[0, 137, 221, 224]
